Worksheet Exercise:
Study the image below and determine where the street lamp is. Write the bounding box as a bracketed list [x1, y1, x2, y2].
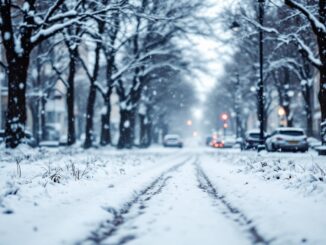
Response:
[221, 113, 228, 139]
[235, 73, 241, 138]
[257, 0, 265, 150]
[230, 20, 242, 140]
[230, 21, 241, 32]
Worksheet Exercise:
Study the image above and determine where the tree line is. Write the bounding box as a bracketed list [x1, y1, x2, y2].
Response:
[0, 0, 211, 149]
[207, 0, 326, 144]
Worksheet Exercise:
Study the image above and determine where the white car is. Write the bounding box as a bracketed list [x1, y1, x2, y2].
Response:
[265, 127, 308, 152]
[163, 134, 183, 148]
[223, 135, 237, 148]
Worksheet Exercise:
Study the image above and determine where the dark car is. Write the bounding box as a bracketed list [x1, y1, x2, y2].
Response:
[243, 130, 264, 150]
[0, 130, 4, 144]
[0, 129, 37, 147]
[206, 136, 212, 146]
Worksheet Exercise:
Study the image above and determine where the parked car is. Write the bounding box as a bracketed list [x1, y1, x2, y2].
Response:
[0, 129, 37, 147]
[206, 136, 213, 146]
[39, 141, 60, 147]
[265, 127, 308, 152]
[163, 134, 183, 148]
[243, 129, 265, 150]
[307, 137, 322, 149]
[223, 135, 237, 148]
[0, 130, 4, 144]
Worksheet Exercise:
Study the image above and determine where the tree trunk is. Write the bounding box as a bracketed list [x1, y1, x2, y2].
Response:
[66, 50, 77, 145]
[84, 84, 97, 149]
[41, 96, 47, 140]
[117, 109, 133, 149]
[302, 82, 313, 136]
[283, 69, 293, 127]
[100, 56, 115, 146]
[318, 68, 326, 144]
[139, 114, 146, 148]
[145, 121, 152, 147]
[139, 113, 152, 148]
[83, 21, 103, 149]
[5, 56, 29, 148]
[317, 1, 326, 144]
[29, 99, 40, 144]
[100, 95, 112, 146]
[129, 108, 137, 145]
[306, 103, 313, 137]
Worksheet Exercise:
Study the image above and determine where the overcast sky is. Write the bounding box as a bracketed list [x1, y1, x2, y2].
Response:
[191, 0, 236, 102]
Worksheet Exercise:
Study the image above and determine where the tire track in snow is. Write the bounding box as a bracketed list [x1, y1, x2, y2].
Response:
[195, 160, 272, 245]
[79, 155, 195, 245]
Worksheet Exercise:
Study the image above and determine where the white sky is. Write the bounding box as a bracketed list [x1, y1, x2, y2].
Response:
[191, 0, 236, 102]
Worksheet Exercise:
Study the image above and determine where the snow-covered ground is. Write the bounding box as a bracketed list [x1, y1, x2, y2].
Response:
[0, 146, 326, 245]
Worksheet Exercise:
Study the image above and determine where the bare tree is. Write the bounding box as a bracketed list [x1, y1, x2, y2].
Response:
[0, 0, 95, 148]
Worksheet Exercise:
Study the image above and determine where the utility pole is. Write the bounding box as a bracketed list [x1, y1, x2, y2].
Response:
[0, 45, 2, 129]
[0, 75, 2, 129]
[235, 73, 241, 138]
[257, 0, 265, 150]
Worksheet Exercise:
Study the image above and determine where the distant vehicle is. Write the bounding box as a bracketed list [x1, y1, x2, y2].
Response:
[307, 137, 322, 149]
[0, 130, 4, 144]
[163, 134, 183, 148]
[235, 137, 243, 148]
[243, 129, 265, 150]
[44, 125, 60, 141]
[223, 135, 237, 148]
[0, 129, 37, 147]
[210, 139, 224, 148]
[39, 141, 60, 147]
[265, 127, 308, 152]
[206, 136, 212, 146]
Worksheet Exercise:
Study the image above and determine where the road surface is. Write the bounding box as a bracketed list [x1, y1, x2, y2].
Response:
[1, 148, 326, 245]
[78, 150, 326, 245]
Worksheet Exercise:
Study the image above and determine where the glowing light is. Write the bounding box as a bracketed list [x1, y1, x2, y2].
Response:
[192, 108, 203, 120]
[221, 113, 228, 121]
[278, 106, 286, 117]
[186, 120, 193, 126]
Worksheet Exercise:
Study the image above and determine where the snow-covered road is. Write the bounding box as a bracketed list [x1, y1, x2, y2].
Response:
[1, 147, 326, 245]
[84, 156, 252, 245]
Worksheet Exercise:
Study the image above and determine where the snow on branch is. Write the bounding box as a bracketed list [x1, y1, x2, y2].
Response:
[242, 15, 279, 35]
[31, 1, 129, 45]
[31, 19, 82, 44]
[285, 0, 326, 35]
[266, 58, 302, 79]
[243, 13, 322, 70]
[290, 34, 322, 69]
[94, 81, 108, 98]
[42, 0, 65, 25]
